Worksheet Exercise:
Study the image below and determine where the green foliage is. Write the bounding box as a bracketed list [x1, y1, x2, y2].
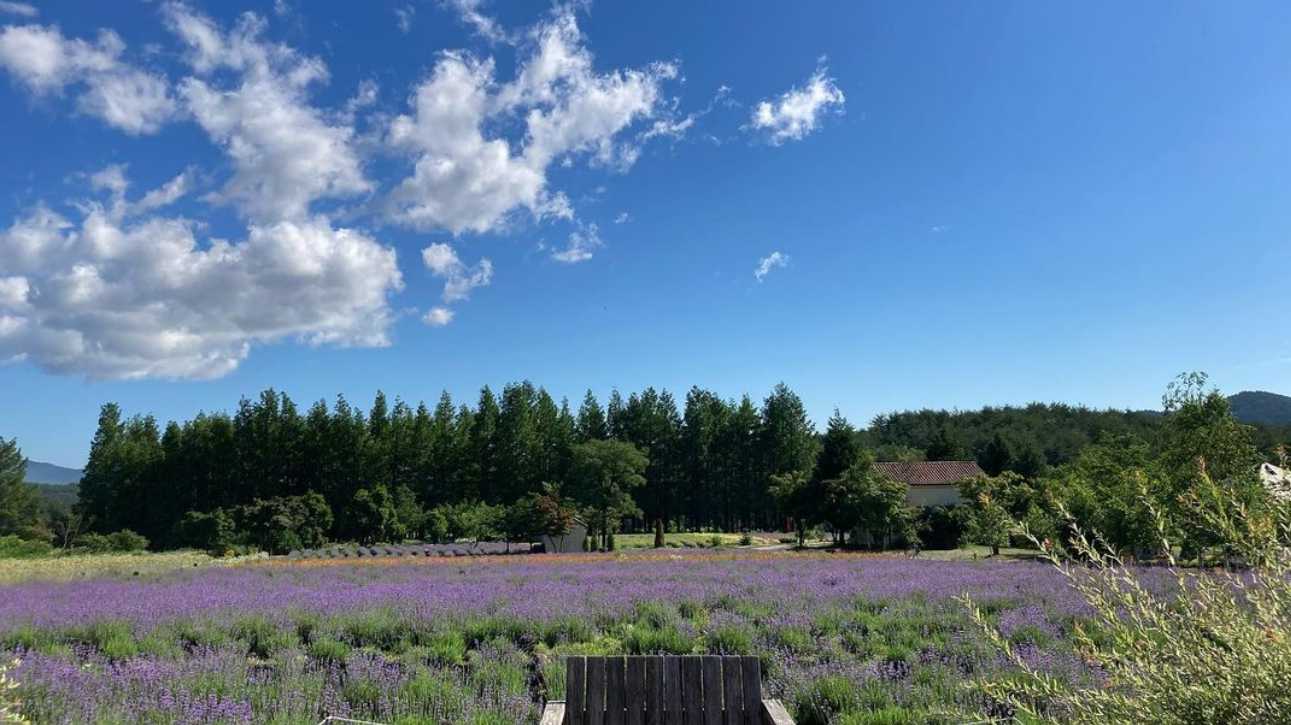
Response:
[174, 509, 238, 554]
[235, 493, 332, 554]
[347, 485, 405, 545]
[106, 529, 149, 552]
[796, 675, 860, 725]
[306, 637, 351, 664]
[964, 375, 1291, 723]
[959, 473, 1028, 555]
[230, 615, 294, 659]
[0, 535, 52, 559]
[826, 458, 918, 549]
[568, 439, 647, 548]
[0, 438, 44, 542]
[428, 501, 503, 543]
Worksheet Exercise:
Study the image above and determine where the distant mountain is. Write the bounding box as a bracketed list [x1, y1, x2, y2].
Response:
[1229, 391, 1291, 426]
[23, 460, 83, 485]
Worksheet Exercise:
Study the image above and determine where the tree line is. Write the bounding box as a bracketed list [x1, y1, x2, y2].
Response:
[3, 375, 1287, 556]
[65, 383, 815, 552]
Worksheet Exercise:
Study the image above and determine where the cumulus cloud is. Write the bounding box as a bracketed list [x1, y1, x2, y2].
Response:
[0, 2, 37, 18]
[385, 6, 680, 235]
[0, 10, 403, 380]
[0, 23, 176, 133]
[551, 222, 602, 264]
[422, 242, 493, 302]
[754, 251, 789, 282]
[164, 4, 370, 223]
[0, 179, 403, 380]
[749, 65, 844, 145]
[423, 306, 454, 327]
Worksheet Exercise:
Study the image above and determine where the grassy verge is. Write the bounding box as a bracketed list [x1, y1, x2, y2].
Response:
[0, 550, 262, 585]
[613, 532, 785, 549]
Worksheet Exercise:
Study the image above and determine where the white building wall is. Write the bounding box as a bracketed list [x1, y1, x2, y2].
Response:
[906, 485, 961, 508]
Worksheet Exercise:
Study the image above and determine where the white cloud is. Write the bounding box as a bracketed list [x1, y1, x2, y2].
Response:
[0, 2, 37, 18]
[165, 4, 370, 223]
[0, 24, 176, 133]
[423, 306, 454, 327]
[0, 182, 403, 380]
[749, 65, 844, 145]
[551, 222, 602, 264]
[385, 6, 680, 235]
[754, 251, 789, 282]
[443, 0, 509, 44]
[613, 212, 630, 224]
[421, 242, 492, 302]
[394, 5, 415, 34]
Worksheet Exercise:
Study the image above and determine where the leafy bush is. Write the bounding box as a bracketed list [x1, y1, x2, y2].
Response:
[107, 529, 148, 552]
[0, 535, 52, 559]
[71, 533, 113, 553]
[174, 510, 237, 554]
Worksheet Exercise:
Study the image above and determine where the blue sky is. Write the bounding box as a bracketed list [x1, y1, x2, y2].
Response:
[2, 1, 1289, 467]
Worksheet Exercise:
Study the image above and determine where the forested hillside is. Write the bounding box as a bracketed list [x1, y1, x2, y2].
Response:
[1229, 390, 1291, 426]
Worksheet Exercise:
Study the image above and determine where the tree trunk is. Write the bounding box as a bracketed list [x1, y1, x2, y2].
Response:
[653, 518, 664, 548]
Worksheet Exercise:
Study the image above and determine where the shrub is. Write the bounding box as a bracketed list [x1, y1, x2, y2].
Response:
[72, 533, 113, 553]
[307, 637, 351, 664]
[423, 630, 467, 666]
[739, 532, 753, 546]
[795, 676, 859, 725]
[706, 624, 754, 655]
[174, 510, 238, 554]
[622, 625, 694, 655]
[0, 535, 51, 559]
[107, 529, 148, 552]
[231, 615, 293, 658]
[770, 626, 813, 654]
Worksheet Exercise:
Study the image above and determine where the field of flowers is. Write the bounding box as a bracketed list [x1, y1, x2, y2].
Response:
[0, 551, 1117, 724]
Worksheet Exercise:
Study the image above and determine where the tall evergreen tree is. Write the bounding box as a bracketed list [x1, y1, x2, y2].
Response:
[0, 437, 41, 539]
[814, 409, 859, 482]
[576, 390, 608, 441]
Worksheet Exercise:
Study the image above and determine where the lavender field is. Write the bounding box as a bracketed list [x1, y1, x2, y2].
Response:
[0, 552, 1108, 724]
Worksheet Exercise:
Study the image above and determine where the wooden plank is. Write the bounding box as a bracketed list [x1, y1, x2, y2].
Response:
[759, 699, 793, 725]
[541, 702, 566, 725]
[568, 657, 587, 725]
[740, 658, 761, 725]
[587, 657, 606, 725]
[702, 656, 723, 725]
[626, 656, 646, 725]
[645, 656, 664, 725]
[721, 657, 743, 725]
[682, 657, 704, 725]
[606, 657, 626, 725]
[663, 656, 684, 725]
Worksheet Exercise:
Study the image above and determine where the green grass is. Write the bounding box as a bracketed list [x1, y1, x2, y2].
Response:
[612, 532, 780, 549]
[910, 544, 1040, 561]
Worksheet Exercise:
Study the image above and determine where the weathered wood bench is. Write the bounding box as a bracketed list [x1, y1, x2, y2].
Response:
[541, 655, 794, 725]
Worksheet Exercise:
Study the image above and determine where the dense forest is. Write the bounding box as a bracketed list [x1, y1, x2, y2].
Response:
[2, 376, 1288, 555]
